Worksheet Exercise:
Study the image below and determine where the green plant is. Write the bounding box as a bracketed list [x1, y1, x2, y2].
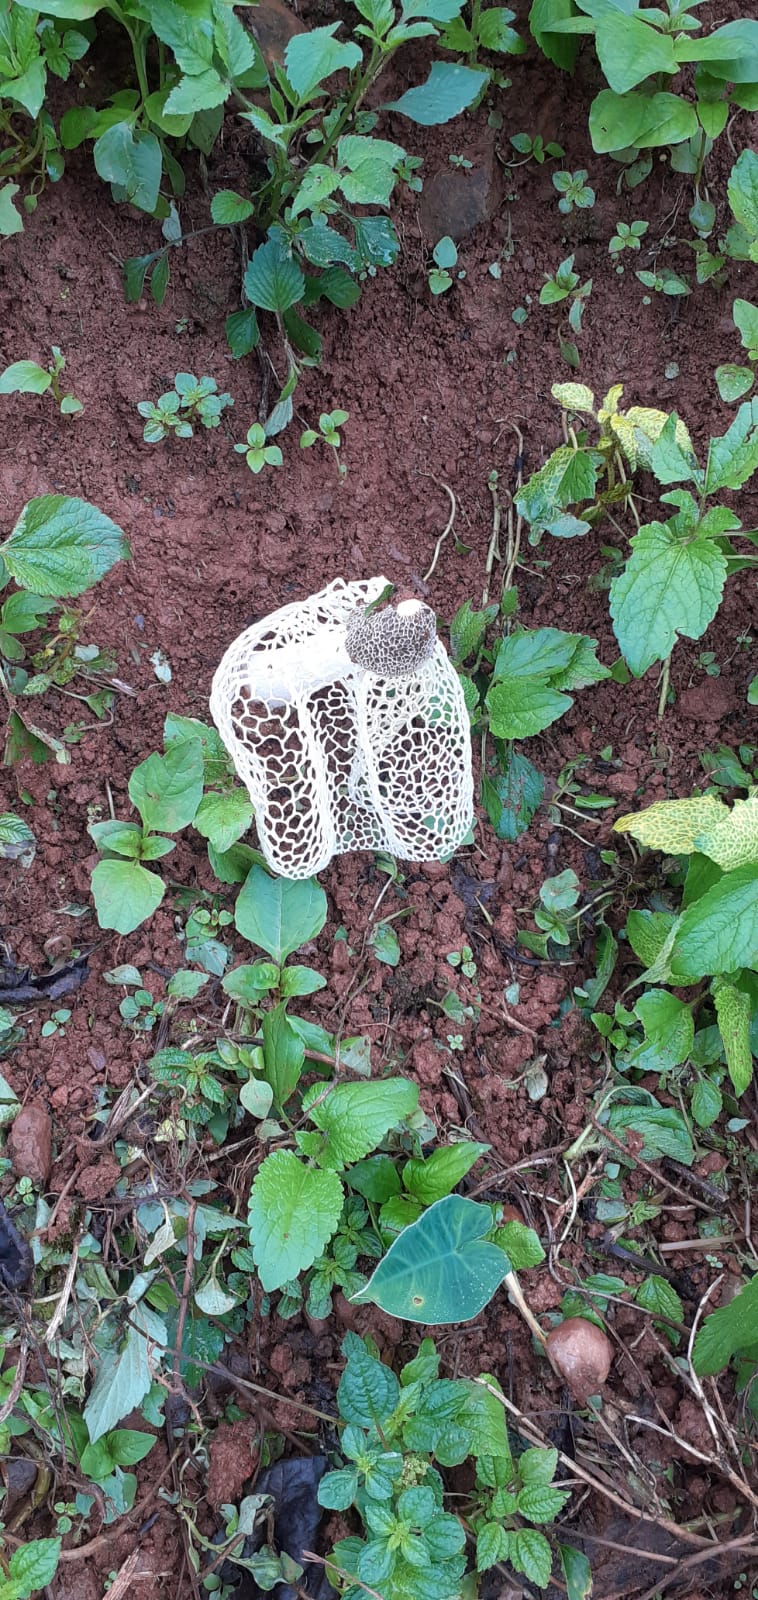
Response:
[636, 265, 691, 297]
[0, 495, 129, 764]
[234, 422, 283, 475]
[300, 408, 350, 476]
[552, 167, 595, 213]
[520, 383, 758, 685]
[320, 1331, 581, 1596]
[137, 372, 233, 441]
[40, 1006, 71, 1038]
[0, 347, 82, 413]
[0, 7, 88, 233]
[716, 298, 758, 402]
[538, 253, 592, 366]
[529, 0, 758, 200]
[0, 1536, 61, 1599]
[601, 791, 758, 1123]
[437, 0, 522, 69]
[609, 218, 649, 254]
[509, 130, 564, 164]
[428, 234, 459, 294]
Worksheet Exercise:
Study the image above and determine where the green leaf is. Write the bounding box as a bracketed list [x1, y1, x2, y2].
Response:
[518, 1483, 570, 1522]
[477, 1522, 509, 1571]
[626, 909, 677, 969]
[93, 123, 162, 213]
[692, 1273, 758, 1375]
[353, 1194, 511, 1323]
[733, 299, 758, 356]
[193, 788, 254, 852]
[509, 1527, 553, 1588]
[211, 188, 255, 224]
[304, 1078, 419, 1168]
[6, 1538, 61, 1598]
[449, 598, 496, 664]
[0, 495, 129, 598]
[0, 361, 51, 396]
[347, 1154, 402, 1203]
[164, 68, 227, 115]
[338, 1331, 400, 1426]
[129, 739, 204, 832]
[244, 235, 305, 313]
[713, 979, 752, 1095]
[559, 1544, 593, 1600]
[728, 149, 758, 240]
[385, 62, 488, 124]
[610, 519, 727, 676]
[226, 306, 259, 358]
[715, 364, 754, 404]
[0, 812, 35, 866]
[691, 1076, 722, 1128]
[670, 867, 758, 981]
[606, 1101, 694, 1165]
[635, 1274, 684, 1333]
[403, 1141, 489, 1204]
[370, 921, 401, 966]
[631, 989, 694, 1072]
[84, 1304, 167, 1442]
[596, 13, 676, 93]
[234, 865, 327, 961]
[284, 24, 361, 101]
[695, 796, 758, 871]
[262, 1001, 305, 1108]
[493, 1219, 545, 1270]
[247, 1151, 343, 1291]
[705, 399, 758, 493]
[615, 794, 728, 855]
[482, 751, 545, 842]
[589, 89, 698, 153]
[486, 679, 571, 739]
[0, 183, 24, 237]
[91, 859, 165, 934]
[222, 960, 279, 1002]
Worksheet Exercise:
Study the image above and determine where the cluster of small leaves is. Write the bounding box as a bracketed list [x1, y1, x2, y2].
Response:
[320, 1332, 577, 1598]
[552, 169, 595, 213]
[137, 373, 232, 442]
[529, 0, 758, 190]
[0, 347, 82, 414]
[509, 131, 564, 164]
[609, 219, 649, 255]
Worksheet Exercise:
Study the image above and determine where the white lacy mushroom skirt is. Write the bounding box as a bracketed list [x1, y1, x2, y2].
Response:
[209, 577, 474, 879]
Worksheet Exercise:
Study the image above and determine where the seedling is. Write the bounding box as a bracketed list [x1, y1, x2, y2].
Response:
[636, 267, 691, 297]
[609, 219, 649, 255]
[41, 1007, 71, 1038]
[0, 347, 82, 414]
[552, 169, 595, 213]
[428, 235, 459, 295]
[138, 373, 233, 441]
[715, 298, 758, 402]
[300, 409, 349, 477]
[539, 254, 592, 366]
[235, 423, 283, 474]
[509, 132, 564, 165]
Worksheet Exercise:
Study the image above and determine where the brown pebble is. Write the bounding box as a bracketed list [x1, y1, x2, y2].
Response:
[9, 1103, 53, 1187]
[546, 1317, 613, 1405]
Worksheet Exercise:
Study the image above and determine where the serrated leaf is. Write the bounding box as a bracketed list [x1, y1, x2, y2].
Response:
[193, 788, 254, 852]
[370, 921, 401, 966]
[614, 795, 729, 854]
[691, 1075, 722, 1128]
[517, 1483, 570, 1522]
[244, 236, 305, 312]
[705, 399, 758, 493]
[635, 1274, 684, 1335]
[626, 909, 677, 967]
[0, 813, 35, 866]
[338, 1331, 400, 1426]
[516, 445, 599, 534]
[0, 495, 129, 598]
[91, 859, 165, 934]
[93, 122, 162, 213]
[226, 306, 259, 358]
[385, 61, 488, 124]
[284, 24, 361, 100]
[248, 1151, 344, 1292]
[7, 1537, 61, 1595]
[695, 797, 758, 871]
[305, 1078, 418, 1168]
[129, 739, 204, 832]
[713, 979, 752, 1095]
[670, 866, 758, 981]
[509, 1526, 553, 1588]
[234, 865, 327, 961]
[211, 188, 255, 224]
[493, 1219, 545, 1270]
[486, 679, 571, 739]
[84, 1304, 167, 1442]
[552, 382, 595, 413]
[606, 1101, 694, 1164]
[477, 1522, 509, 1571]
[610, 519, 727, 676]
[692, 1272, 758, 1375]
[353, 1195, 510, 1324]
[403, 1141, 489, 1204]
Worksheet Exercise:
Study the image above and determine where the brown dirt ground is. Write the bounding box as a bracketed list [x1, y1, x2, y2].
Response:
[1, 2, 758, 1596]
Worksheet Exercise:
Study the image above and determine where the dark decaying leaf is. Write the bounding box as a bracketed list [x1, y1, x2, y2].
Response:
[0, 949, 89, 1005]
[219, 1455, 332, 1599]
[0, 1198, 34, 1290]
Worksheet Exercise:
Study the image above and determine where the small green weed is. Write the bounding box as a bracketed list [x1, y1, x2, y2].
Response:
[0, 347, 82, 414]
[137, 373, 233, 441]
[552, 168, 595, 213]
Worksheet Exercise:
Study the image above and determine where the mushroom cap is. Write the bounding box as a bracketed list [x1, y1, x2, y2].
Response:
[345, 601, 436, 677]
[545, 1316, 613, 1405]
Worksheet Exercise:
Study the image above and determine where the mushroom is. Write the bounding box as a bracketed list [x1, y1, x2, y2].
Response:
[545, 1317, 613, 1406]
[210, 577, 473, 879]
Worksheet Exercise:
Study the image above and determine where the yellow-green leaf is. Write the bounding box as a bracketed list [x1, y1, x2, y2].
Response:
[614, 795, 729, 853]
[695, 796, 758, 870]
[713, 978, 753, 1095]
[551, 382, 595, 414]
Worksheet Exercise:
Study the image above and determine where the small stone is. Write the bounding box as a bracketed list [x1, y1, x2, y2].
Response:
[9, 1103, 53, 1187]
[419, 130, 500, 244]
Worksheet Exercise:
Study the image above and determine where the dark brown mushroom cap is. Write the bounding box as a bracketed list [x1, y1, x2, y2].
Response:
[345, 601, 436, 677]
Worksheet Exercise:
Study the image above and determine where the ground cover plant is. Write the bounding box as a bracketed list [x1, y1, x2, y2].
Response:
[1, 0, 758, 1597]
